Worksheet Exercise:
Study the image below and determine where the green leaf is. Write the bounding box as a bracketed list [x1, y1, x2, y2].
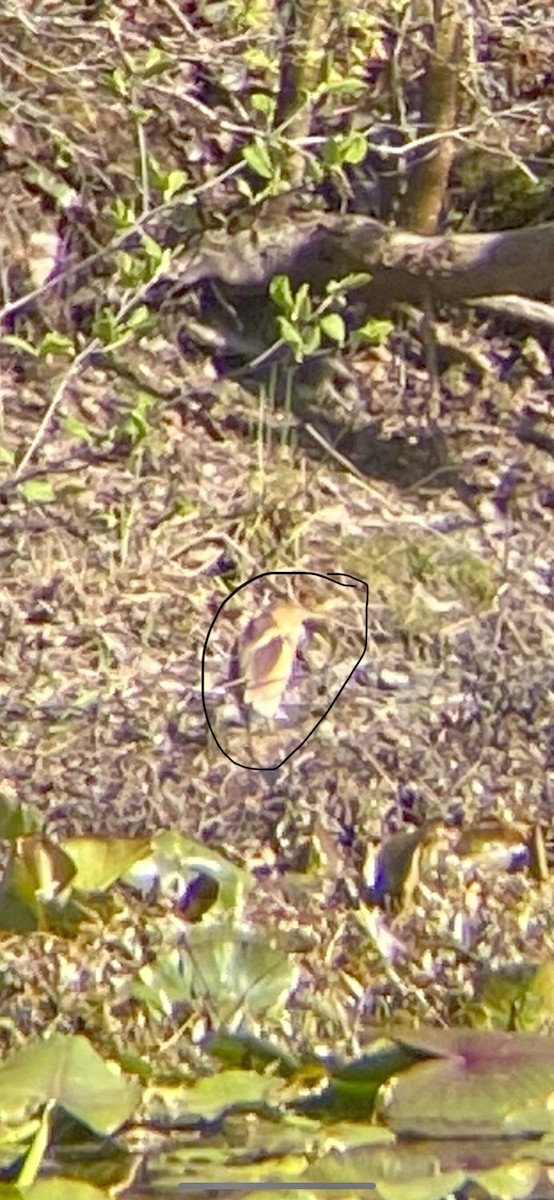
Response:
[320, 313, 346, 344]
[111, 196, 136, 229]
[115, 250, 142, 285]
[93, 310, 118, 344]
[299, 325, 321, 357]
[0, 1034, 140, 1131]
[277, 316, 305, 354]
[242, 137, 274, 180]
[110, 67, 128, 98]
[18, 479, 56, 503]
[125, 304, 150, 330]
[384, 1027, 554, 1138]
[341, 131, 368, 164]
[324, 130, 367, 168]
[322, 67, 366, 96]
[38, 331, 75, 358]
[62, 836, 152, 893]
[206, 1030, 298, 1076]
[322, 136, 342, 166]
[140, 232, 164, 264]
[18, 1177, 109, 1199]
[64, 415, 95, 445]
[250, 92, 274, 117]
[125, 829, 250, 917]
[15, 1098, 53, 1188]
[178, 1069, 282, 1120]
[269, 274, 294, 312]
[236, 176, 254, 201]
[243, 47, 273, 70]
[146, 155, 165, 191]
[135, 921, 298, 1022]
[22, 166, 77, 212]
[352, 317, 393, 345]
[163, 169, 188, 201]
[0, 335, 38, 357]
[326, 272, 372, 294]
[0, 836, 77, 932]
[143, 46, 169, 75]
[0, 790, 41, 839]
[291, 282, 312, 322]
[307, 1142, 464, 1200]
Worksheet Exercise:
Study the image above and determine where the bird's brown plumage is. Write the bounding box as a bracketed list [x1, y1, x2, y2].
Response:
[239, 601, 309, 718]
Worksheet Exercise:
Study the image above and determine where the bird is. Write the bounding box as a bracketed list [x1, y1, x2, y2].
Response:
[238, 600, 311, 720]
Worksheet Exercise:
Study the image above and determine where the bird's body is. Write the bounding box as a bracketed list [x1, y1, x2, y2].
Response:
[238, 600, 309, 719]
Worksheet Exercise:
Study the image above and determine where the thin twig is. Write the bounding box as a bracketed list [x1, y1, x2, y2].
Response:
[13, 340, 100, 478]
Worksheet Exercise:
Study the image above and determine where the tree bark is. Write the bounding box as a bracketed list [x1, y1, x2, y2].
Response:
[273, 0, 333, 188]
[171, 213, 554, 313]
[398, 0, 463, 234]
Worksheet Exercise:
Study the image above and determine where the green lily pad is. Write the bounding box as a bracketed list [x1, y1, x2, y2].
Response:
[134, 921, 298, 1022]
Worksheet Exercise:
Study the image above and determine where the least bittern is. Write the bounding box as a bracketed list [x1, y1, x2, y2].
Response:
[238, 600, 310, 720]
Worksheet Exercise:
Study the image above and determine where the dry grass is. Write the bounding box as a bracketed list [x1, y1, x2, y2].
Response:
[0, 0, 553, 1061]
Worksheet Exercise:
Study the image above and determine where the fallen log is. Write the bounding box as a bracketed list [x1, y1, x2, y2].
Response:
[161, 212, 554, 314]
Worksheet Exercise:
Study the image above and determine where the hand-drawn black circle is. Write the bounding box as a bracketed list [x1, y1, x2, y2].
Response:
[201, 571, 369, 770]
